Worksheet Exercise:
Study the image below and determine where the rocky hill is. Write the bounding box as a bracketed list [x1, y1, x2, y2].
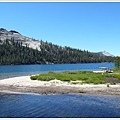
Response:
[0, 28, 114, 65]
[97, 51, 114, 57]
[0, 28, 41, 51]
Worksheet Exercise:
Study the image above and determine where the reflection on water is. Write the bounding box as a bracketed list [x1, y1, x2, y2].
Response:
[0, 94, 120, 118]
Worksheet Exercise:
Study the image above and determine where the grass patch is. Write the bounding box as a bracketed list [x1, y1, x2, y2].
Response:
[114, 74, 120, 80]
[112, 68, 120, 73]
[30, 70, 120, 84]
[37, 76, 55, 81]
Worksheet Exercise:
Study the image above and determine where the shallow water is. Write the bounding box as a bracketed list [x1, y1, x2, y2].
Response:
[0, 94, 120, 118]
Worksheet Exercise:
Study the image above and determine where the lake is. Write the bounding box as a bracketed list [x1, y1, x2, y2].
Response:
[0, 62, 114, 77]
[1, 62, 119, 118]
[0, 93, 120, 118]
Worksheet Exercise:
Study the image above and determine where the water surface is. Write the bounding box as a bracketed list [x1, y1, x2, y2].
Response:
[0, 94, 120, 118]
[0, 63, 114, 75]
[0, 63, 118, 118]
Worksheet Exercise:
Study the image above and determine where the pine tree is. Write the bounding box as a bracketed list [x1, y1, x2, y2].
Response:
[0, 38, 114, 65]
[114, 56, 120, 68]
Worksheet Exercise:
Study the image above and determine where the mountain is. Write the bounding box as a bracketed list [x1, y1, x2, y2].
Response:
[0, 28, 41, 51]
[97, 51, 114, 57]
[0, 28, 114, 65]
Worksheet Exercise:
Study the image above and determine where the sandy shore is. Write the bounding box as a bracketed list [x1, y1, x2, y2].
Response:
[0, 76, 120, 95]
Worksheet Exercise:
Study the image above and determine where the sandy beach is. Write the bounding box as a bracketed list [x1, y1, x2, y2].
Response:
[0, 76, 120, 95]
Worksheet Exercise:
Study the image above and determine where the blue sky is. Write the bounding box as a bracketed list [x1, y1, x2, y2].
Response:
[0, 2, 120, 56]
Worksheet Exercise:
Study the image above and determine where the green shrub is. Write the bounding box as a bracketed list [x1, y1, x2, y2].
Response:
[30, 75, 38, 80]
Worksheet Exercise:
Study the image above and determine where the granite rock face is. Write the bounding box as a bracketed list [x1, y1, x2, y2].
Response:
[0, 28, 41, 51]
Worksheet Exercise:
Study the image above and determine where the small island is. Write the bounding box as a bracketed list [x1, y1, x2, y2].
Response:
[0, 69, 120, 96]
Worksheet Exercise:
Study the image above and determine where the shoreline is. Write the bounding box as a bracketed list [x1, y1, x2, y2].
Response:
[0, 76, 120, 96]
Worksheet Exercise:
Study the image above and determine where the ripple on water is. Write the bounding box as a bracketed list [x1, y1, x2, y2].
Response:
[0, 94, 120, 118]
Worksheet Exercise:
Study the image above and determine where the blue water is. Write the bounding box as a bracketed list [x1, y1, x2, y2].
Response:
[0, 94, 120, 118]
[1, 62, 119, 118]
[0, 63, 114, 76]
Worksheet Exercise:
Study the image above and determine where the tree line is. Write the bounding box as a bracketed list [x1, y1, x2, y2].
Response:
[0, 39, 114, 65]
[114, 56, 120, 68]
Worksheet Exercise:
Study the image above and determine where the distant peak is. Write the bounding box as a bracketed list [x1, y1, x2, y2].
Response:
[97, 51, 114, 57]
[0, 28, 7, 31]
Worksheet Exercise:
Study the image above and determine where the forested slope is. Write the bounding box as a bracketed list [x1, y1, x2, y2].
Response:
[0, 39, 114, 65]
